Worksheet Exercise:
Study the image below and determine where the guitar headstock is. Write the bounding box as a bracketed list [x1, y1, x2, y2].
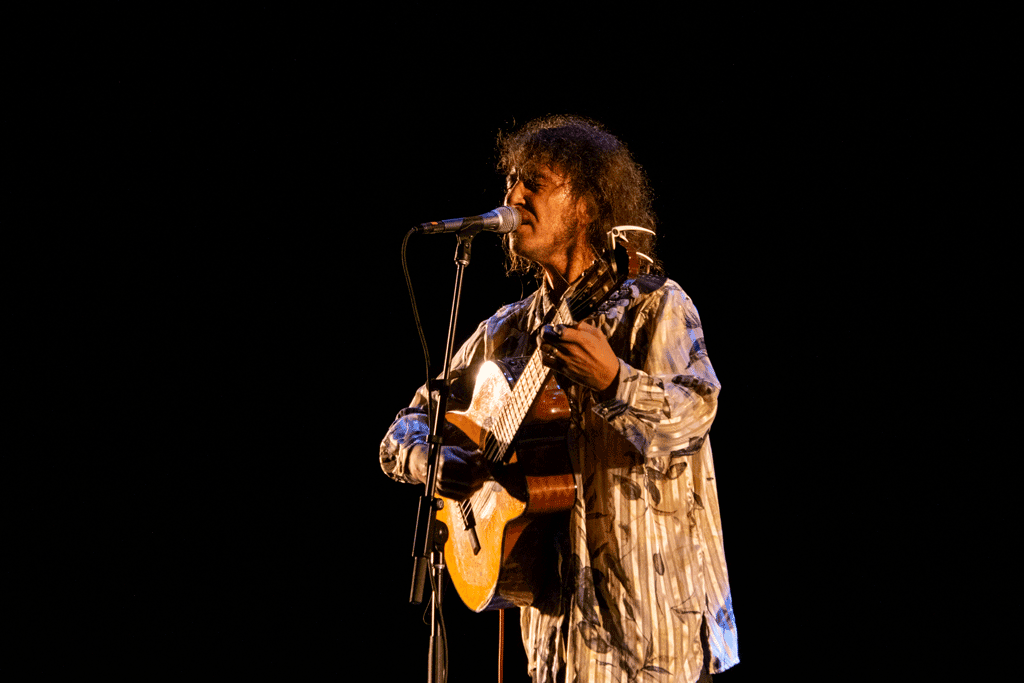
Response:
[565, 226, 652, 322]
[607, 226, 656, 278]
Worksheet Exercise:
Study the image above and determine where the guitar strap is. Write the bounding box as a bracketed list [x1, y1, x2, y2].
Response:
[634, 272, 667, 293]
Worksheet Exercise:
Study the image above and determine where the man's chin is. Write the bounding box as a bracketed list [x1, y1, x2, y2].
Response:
[508, 235, 528, 259]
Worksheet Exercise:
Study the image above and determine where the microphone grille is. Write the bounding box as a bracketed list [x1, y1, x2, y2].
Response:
[495, 206, 522, 233]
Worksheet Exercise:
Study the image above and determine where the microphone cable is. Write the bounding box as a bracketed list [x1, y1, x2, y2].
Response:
[401, 226, 436, 428]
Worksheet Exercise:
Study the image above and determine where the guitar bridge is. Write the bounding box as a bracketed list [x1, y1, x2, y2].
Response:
[457, 499, 482, 555]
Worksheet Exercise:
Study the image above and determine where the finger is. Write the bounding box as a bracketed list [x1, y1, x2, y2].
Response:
[540, 343, 568, 371]
[569, 321, 606, 342]
[435, 468, 476, 500]
[541, 323, 566, 344]
[540, 343, 558, 364]
[553, 323, 599, 347]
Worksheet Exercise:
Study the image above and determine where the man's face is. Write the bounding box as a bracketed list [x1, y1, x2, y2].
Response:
[503, 164, 586, 270]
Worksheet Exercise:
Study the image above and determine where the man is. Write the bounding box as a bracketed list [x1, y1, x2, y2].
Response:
[380, 116, 739, 683]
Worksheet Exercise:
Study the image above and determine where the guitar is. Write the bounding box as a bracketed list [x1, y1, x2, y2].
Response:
[435, 240, 639, 612]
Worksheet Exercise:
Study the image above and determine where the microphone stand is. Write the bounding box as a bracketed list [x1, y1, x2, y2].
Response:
[408, 226, 480, 683]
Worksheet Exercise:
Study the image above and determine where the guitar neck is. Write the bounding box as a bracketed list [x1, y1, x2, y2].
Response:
[485, 301, 573, 466]
[482, 246, 630, 466]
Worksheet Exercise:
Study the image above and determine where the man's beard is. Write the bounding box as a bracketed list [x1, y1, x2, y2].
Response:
[508, 209, 583, 264]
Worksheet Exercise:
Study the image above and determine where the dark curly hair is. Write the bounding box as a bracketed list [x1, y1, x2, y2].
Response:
[497, 115, 659, 275]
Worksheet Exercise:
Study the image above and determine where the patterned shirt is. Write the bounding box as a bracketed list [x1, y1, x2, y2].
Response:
[380, 273, 739, 683]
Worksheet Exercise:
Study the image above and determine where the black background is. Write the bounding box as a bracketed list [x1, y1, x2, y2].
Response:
[23, 8, 979, 680]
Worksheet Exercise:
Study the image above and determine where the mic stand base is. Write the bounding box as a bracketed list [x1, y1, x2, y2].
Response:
[428, 543, 447, 683]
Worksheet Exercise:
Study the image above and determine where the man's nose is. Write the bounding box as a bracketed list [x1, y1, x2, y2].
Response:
[504, 180, 525, 207]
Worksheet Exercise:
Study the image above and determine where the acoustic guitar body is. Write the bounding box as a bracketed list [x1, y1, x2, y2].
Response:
[436, 358, 577, 612]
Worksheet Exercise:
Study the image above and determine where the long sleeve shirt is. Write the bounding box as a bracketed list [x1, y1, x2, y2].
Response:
[381, 273, 739, 683]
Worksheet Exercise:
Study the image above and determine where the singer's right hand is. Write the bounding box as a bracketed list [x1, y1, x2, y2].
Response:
[410, 444, 490, 500]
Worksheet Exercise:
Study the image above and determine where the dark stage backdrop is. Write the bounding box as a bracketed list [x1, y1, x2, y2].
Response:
[28, 13, 965, 681]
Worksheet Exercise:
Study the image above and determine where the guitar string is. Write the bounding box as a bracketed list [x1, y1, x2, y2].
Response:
[460, 299, 571, 523]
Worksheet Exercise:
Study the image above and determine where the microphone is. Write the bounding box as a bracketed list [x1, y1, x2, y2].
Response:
[416, 206, 521, 235]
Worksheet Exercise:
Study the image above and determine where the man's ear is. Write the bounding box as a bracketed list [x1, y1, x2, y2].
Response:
[576, 194, 596, 227]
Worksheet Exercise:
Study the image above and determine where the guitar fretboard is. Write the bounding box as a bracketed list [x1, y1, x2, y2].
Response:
[483, 300, 573, 466]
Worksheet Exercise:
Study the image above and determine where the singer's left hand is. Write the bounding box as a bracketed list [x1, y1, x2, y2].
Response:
[540, 322, 619, 396]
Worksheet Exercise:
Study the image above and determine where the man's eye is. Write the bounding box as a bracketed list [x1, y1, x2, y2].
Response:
[505, 173, 539, 192]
